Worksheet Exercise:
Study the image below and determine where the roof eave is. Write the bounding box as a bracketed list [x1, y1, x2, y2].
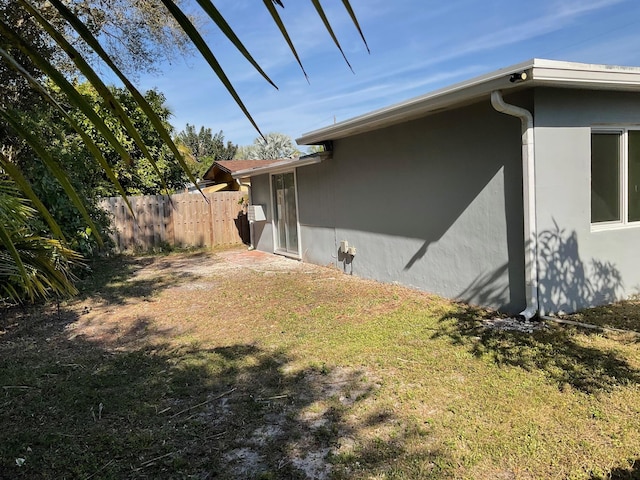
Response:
[297, 58, 640, 145]
[231, 152, 331, 178]
[296, 59, 536, 145]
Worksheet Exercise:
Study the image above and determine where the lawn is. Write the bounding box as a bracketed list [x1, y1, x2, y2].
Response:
[1, 247, 639, 479]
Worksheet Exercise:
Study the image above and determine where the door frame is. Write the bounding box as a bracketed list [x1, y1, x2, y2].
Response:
[269, 169, 302, 258]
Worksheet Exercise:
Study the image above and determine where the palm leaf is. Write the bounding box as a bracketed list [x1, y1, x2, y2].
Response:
[262, 0, 309, 82]
[310, 0, 353, 72]
[0, 46, 135, 219]
[0, 182, 80, 303]
[0, 150, 64, 239]
[0, 19, 134, 167]
[18, 0, 172, 194]
[158, 0, 265, 139]
[0, 221, 29, 296]
[341, 0, 370, 53]
[46, 0, 200, 191]
[195, 0, 278, 90]
[0, 107, 103, 248]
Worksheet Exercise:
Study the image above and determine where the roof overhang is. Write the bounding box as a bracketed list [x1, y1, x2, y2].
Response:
[296, 58, 640, 145]
[231, 151, 332, 178]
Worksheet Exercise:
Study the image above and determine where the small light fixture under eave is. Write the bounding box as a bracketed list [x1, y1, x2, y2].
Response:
[510, 71, 528, 83]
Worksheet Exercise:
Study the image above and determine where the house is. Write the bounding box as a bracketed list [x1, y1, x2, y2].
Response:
[230, 59, 640, 316]
[201, 160, 283, 192]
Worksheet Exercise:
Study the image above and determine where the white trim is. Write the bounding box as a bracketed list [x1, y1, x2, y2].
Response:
[232, 153, 329, 178]
[293, 168, 302, 259]
[590, 127, 640, 231]
[297, 61, 531, 144]
[269, 173, 276, 255]
[269, 169, 302, 259]
[297, 59, 640, 145]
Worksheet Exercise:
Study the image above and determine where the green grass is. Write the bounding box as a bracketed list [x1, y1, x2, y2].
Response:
[1, 250, 639, 479]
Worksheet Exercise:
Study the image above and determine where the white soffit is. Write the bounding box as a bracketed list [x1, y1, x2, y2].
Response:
[297, 58, 640, 145]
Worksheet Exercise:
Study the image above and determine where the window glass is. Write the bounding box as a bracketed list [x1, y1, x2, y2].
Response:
[591, 133, 620, 223]
[628, 131, 640, 222]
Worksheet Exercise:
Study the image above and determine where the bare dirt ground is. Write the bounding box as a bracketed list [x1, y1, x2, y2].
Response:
[62, 247, 380, 479]
[4, 247, 639, 479]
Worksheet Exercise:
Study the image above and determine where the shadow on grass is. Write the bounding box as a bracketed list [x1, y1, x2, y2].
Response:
[432, 304, 640, 393]
[76, 253, 208, 305]
[442, 222, 639, 393]
[0, 303, 449, 479]
[590, 458, 640, 479]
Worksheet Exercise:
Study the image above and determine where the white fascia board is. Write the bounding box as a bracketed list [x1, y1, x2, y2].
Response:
[297, 58, 640, 145]
[530, 58, 640, 89]
[231, 153, 329, 179]
[296, 59, 536, 145]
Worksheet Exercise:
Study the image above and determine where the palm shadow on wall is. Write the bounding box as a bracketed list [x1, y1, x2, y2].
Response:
[537, 220, 623, 313]
[459, 220, 624, 315]
[440, 222, 636, 393]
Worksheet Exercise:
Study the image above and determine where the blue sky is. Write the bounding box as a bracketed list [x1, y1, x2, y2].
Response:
[135, 0, 640, 148]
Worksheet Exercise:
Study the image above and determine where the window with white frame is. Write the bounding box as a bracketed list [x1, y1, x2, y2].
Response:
[591, 129, 640, 227]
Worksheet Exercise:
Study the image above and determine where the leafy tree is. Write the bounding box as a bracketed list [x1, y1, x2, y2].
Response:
[176, 124, 237, 178]
[8, 104, 111, 257]
[245, 132, 301, 160]
[71, 83, 187, 196]
[306, 144, 325, 154]
[0, 0, 367, 301]
[233, 145, 253, 161]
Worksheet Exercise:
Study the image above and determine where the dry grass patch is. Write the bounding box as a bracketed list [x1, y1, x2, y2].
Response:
[1, 247, 639, 479]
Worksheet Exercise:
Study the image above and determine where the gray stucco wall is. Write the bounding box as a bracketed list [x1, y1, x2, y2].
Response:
[253, 99, 528, 313]
[249, 173, 274, 253]
[534, 88, 640, 313]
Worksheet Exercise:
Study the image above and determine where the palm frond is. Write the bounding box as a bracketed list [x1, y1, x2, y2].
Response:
[310, 0, 353, 73]
[0, 46, 135, 219]
[18, 0, 171, 194]
[46, 0, 200, 190]
[262, 0, 309, 82]
[158, 0, 265, 139]
[194, 0, 278, 90]
[0, 183, 80, 303]
[341, 0, 370, 53]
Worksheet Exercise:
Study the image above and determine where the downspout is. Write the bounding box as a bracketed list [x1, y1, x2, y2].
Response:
[490, 90, 538, 320]
[236, 179, 255, 250]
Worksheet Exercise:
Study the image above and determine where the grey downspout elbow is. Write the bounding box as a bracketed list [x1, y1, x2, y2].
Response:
[490, 90, 539, 320]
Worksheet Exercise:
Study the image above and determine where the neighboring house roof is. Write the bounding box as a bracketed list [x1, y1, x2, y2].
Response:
[230, 152, 332, 178]
[202, 160, 282, 181]
[297, 58, 640, 145]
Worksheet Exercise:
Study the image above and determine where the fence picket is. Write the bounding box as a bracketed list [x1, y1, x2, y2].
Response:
[100, 191, 247, 252]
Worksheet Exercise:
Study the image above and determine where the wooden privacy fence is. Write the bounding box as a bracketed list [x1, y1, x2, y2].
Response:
[100, 191, 248, 251]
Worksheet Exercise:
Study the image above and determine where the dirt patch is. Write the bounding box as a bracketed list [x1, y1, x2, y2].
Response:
[50, 248, 382, 478]
[5, 248, 638, 479]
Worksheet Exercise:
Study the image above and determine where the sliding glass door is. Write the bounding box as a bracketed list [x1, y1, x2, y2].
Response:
[272, 172, 299, 255]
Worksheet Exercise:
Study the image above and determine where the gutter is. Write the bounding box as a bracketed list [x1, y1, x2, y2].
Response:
[490, 90, 539, 320]
[298, 59, 640, 146]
